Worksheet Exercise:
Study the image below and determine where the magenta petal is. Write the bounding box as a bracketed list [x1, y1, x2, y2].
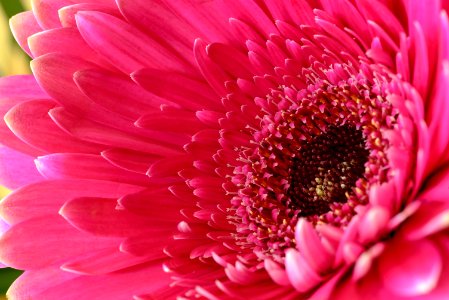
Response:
[419, 164, 449, 202]
[0, 179, 142, 225]
[131, 68, 220, 111]
[9, 11, 42, 57]
[30, 53, 99, 115]
[425, 60, 449, 174]
[295, 219, 334, 274]
[193, 38, 228, 96]
[120, 230, 170, 257]
[74, 68, 163, 119]
[161, 0, 233, 42]
[0, 218, 10, 240]
[399, 201, 449, 240]
[357, 206, 390, 244]
[75, 11, 188, 74]
[61, 248, 153, 275]
[352, 243, 385, 281]
[264, 259, 290, 286]
[7, 267, 77, 299]
[207, 43, 253, 79]
[116, 0, 197, 63]
[118, 189, 182, 218]
[8, 263, 171, 300]
[32, 0, 71, 29]
[410, 22, 430, 99]
[5, 99, 103, 154]
[0, 146, 41, 189]
[0, 215, 120, 270]
[49, 107, 185, 154]
[28, 27, 111, 68]
[378, 239, 442, 297]
[35, 153, 151, 186]
[285, 249, 323, 292]
[101, 148, 159, 174]
[59, 3, 120, 28]
[0, 75, 48, 100]
[60, 196, 158, 236]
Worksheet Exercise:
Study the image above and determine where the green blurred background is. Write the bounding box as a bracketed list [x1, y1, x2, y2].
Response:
[0, 0, 32, 298]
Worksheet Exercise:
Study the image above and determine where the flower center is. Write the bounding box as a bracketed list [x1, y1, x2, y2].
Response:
[228, 63, 397, 261]
[288, 124, 369, 217]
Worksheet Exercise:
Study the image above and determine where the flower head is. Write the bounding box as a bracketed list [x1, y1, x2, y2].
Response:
[1, 0, 449, 299]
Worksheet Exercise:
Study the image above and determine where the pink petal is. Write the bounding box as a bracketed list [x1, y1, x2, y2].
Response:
[0, 123, 43, 157]
[219, 0, 278, 38]
[9, 11, 42, 57]
[75, 11, 189, 74]
[264, 259, 290, 286]
[161, 0, 233, 42]
[320, 0, 371, 45]
[285, 248, 323, 292]
[0, 146, 42, 189]
[74, 68, 165, 119]
[216, 278, 296, 300]
[0, 179, 142, 224]
[120, 230, 171, 257]
[31, 0, 70, 29]
[147, 155, 195, 178]
[30, 53, 100, 115]
[5, 99, 103, 153]
[315, 18, 364, 57]
[357, 206, 390, 244]
[7, 267, 77, 298]
[309, 267, 349, 300]
[101, 148, 159, 174]
[378, 239, 442, 297]
[193, 39, 229, 96]
[0, 75, 48, 100]
[131, 68, 220, 111]
[8, 263, 171, 300]
[59, 3, 120, 28]
[116, 0, 197, 64]
[295, 219, 334, 274]
[410, 22, 429, 99]
[356, 0, 404, 42]
[400, 201, 449, 240]
[31, 53, 145, 133]
[0, 76, 50, 156]
[419, 164, 449, 201]
[35, 153, 150, 186]
[207, 43, 253, 79]
[60, 196, 158, 236]
[406, 0, 440, 82]
[0, 218, 10, 238]
[118, 188, 182, 219]
[0, 215, 120, 269]
[61, 247, 154, 275]
[352, 243, 385, 281]
[28, 27, 112, 69]
[49, 107, 184, 154]
[420, 236, 449, 298]
[425, 60, 449, 174]
[136, 110, 204, 135]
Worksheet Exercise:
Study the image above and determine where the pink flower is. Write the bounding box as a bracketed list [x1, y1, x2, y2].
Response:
[1, 0, 449, 299]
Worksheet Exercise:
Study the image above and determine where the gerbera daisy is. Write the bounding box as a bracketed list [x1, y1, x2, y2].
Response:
[1, 0, 449, 299]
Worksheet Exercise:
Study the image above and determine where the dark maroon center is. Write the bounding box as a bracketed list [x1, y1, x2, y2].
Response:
[287, 124, 369, 217]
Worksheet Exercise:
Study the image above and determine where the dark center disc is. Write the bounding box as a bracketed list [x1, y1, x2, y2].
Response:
[287, 124, 369, 217]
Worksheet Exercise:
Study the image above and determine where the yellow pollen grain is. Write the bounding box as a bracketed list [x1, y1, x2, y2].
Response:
[316, 186, 324, 197]
[374, 137, 382, 147]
